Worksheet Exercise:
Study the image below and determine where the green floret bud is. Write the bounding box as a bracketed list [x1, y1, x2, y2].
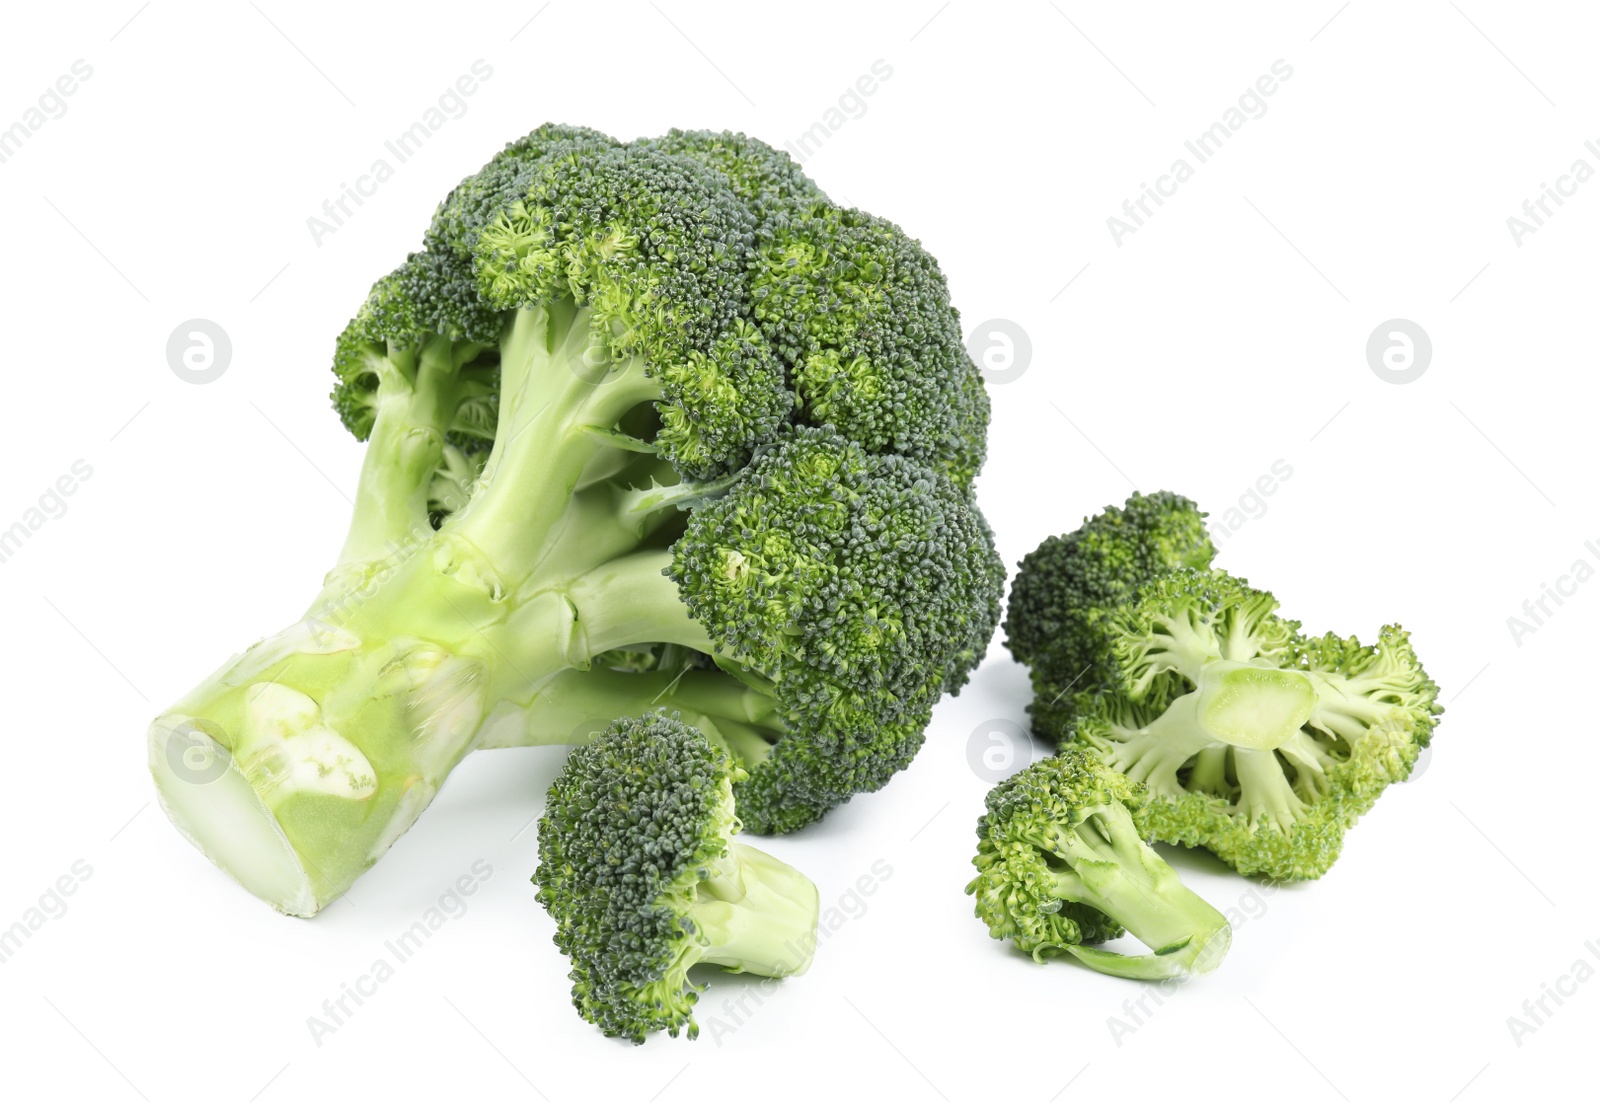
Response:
[1005, 491, 1217, 739]
[670, 426, 1006, 832]
[1074, 571, 1443, 879]
[638, 129, 828, 239]
[535, 713, 819, 1043]
[750, 205, 988, 488]
[423, 123, 618, 257]
[967, 748, 1231, 981]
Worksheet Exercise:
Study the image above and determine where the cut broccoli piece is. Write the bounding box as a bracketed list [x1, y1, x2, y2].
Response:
[967, 747, 1230, 980]
[536, 712, 818, 1042]
[1074, 568, 1442, 879]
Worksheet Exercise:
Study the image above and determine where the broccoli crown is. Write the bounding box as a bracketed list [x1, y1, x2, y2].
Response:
[1075, 567, 1443, 879]
[535, 712, 744, 1042]
[670, 426, 1006, 832]
[967, 747, 1230, 979]
[330, 124, 989, 487]
[1005, 491, 1217, 737]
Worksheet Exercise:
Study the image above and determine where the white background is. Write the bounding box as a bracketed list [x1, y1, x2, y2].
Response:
[0, 2, 1591, 1101]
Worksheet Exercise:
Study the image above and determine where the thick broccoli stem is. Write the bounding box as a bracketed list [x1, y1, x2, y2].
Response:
[148, 532, 732, 914]
[445, 301, 659, 594]
[1193, 661, 1314, 751]
[691, 842, 819, 977]
[480, 665, 783, 770]
[1044, 808, 1230, 981]
[147, 301, 713, 916]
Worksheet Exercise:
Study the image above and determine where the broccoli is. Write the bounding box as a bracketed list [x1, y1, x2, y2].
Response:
[536, 712, 818, 1042]
[146, 125, 1003, 915]
[1072, 568, 1443, 879]
[967, 747, 1230, 980]
[1004, 491, 1216, 738]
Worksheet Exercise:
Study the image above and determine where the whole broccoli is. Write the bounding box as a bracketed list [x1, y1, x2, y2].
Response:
[147, 125, 1003, 915]
[967, 747, 1231, 980]
[536, 713, 818, 1043]
[1004, 491, 1216, 737]
[1073, 568, 1442, 879]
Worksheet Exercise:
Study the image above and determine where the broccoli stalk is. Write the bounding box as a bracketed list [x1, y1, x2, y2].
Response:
[537, 713, 818, 1042]
[150, 304, 714, 916]
[967, 749, 1230, 981]
[686, 841, 820, 978]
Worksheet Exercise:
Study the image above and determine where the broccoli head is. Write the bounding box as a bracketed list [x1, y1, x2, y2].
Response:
[1005, 491, 1216, 739]
[967, 747, 1231, 980]
[147, 125, 1001, 915]
[1074, 568, 1443, 879]
[536, 712, 818, 1042]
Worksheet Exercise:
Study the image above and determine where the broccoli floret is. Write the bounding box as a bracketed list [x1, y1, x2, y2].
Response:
[751, 204, 988, 488]
[1073, 568, 1442, 879]
[967, 747, 1231, 980]
[536, 712, 818, 1042]
[642, 128, 828, 239]
[1005, 491, 1216, 738]
[494, 425, 1005, 833]
[147, 125, 1002, 915]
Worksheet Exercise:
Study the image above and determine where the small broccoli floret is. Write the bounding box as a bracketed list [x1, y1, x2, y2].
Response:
[1074, 568, 1443, 879]
[1005, 491, 1217, 738]
[967, 747, 1230, 980]
[536, 713, 818, 1042]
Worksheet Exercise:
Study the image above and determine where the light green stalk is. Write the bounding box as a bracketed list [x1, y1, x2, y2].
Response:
[148, 303, 710, 916]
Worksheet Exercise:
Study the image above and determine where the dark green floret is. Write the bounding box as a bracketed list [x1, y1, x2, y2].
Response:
[1004, 491, 1217, 737]
[536, 713, 819, 1042]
